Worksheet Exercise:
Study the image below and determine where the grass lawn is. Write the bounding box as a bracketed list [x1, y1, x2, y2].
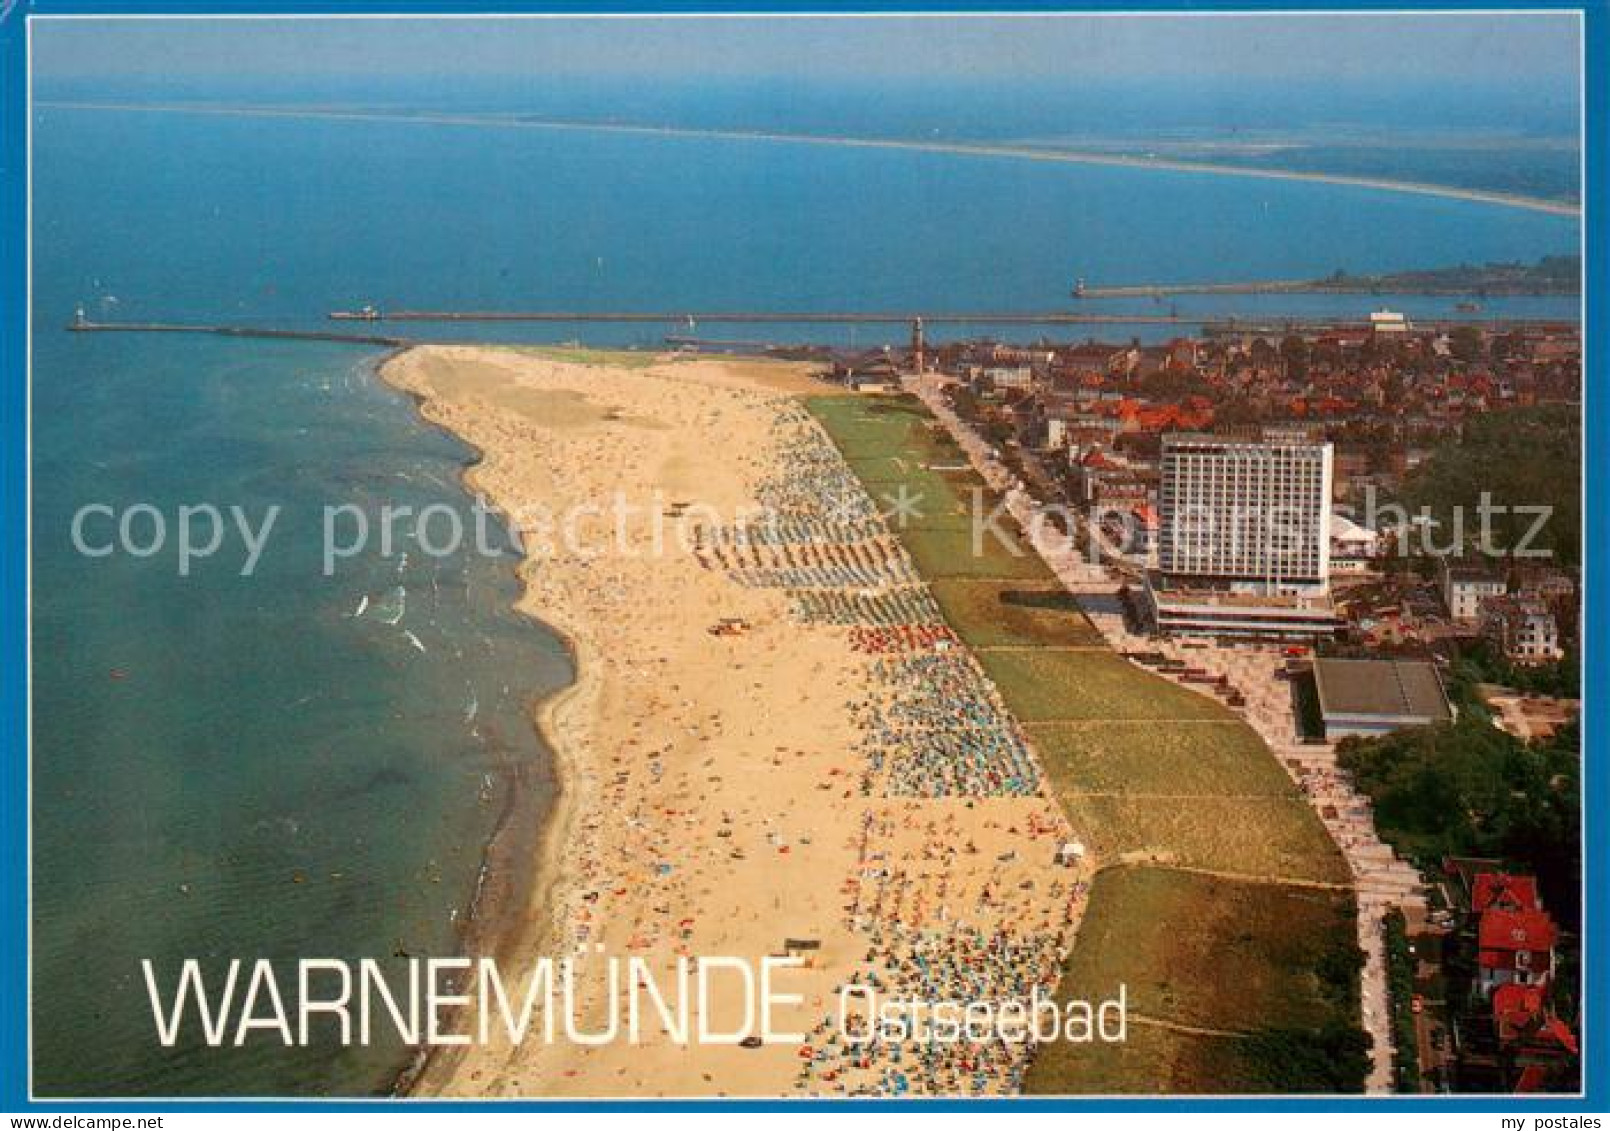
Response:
[1059, 795, 1351, 883]
[931, 580, 1106, 649]
[978, 650, 1232, 721]
[899, 524, 1054, 581]
[1025, 868, 1364, 1094]
[516, 345, 661, 369]
[1026, 1008, 1367, 1095]
[1024, 1020, 1255, 1095]
[1030, 721, 1298, 797]
[811, 394, 1051, 579]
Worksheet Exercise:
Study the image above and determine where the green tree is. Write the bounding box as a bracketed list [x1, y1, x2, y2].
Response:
[1280, 334, 1311, 381]
[1448, 325, 1483, 363]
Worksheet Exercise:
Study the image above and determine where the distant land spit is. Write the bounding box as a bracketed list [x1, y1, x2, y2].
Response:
[36, 100, 1582, 219]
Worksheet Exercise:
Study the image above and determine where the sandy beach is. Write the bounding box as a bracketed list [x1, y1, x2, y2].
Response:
[382, 345, 1089, 1098]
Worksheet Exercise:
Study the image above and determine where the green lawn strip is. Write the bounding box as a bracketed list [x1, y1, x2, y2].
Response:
[930, 579, 1106, 649]
[809, 395, 1049, 578]
[901, 525, 1055, 581]
[977, 650, 1232, 721]
[1059, 795, 1351, 883]
[1023, 1019, 1254, 1095]
[514, 345, 661, 369]
[1024, 867, 1366, 1094]
[1026, 1012, 1369, 1095]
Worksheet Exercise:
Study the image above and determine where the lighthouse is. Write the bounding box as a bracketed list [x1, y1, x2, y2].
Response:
[910, 317, 925, 375]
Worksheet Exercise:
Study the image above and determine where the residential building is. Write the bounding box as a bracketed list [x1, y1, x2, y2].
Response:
[979, 365, 1034, 391]
[1330, 509, 1382, 575]
[1484, 597, 1563, 665]
[1492, 984, 1579, 1090]
[1478, 907, 1558, 997]
[1442, 559, 1508, 623]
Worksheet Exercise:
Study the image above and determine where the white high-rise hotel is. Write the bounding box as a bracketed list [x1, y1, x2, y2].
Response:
[1159, 432, 1333, 593]
[1147, 431, 1341, 637]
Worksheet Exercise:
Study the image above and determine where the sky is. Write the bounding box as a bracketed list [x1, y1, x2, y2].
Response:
[31, 12, 1582, 89]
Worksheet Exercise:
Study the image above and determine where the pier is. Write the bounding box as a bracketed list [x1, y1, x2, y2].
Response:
[328, 308, 1570, 333]
[68, 320, 413, 348]
[1076, 280, 1335, 299]
[332, 308, 1203, 327]
[67, 310, 1578, 351]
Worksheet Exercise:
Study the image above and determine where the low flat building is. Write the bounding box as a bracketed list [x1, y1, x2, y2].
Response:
[1145, 572, 1344, 639]
[1370, 309, 1411, 334]
[977, 365, 1034, 391]
[1313, 656, 1453, 738]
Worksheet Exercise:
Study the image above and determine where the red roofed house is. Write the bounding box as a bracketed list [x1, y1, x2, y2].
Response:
[1493, 984, 1578, 1058]
[1473, 873, 1541, 916]
[1493, 983, 1579, 1092]
[1447, 869, 1579, 1092]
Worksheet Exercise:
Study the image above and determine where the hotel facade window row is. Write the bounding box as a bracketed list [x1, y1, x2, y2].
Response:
[1157, 436, 1333, 590]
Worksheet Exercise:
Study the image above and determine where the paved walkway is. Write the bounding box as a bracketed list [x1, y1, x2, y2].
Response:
[911, 374, 1422, 1095]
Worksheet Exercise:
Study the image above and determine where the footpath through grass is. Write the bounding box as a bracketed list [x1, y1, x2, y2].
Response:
[806, 392, 1363, 1093]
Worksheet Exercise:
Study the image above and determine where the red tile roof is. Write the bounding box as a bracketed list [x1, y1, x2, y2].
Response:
[1478, 908, 1557, 970]
[1493, 984, 1578, 1056]
[1473, 872, 1541, 914]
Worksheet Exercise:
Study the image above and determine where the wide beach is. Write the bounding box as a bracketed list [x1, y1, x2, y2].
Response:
[382, 345, 1089, 1097]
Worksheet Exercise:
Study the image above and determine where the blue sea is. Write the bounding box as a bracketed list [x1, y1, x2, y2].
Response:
[28, 82, 1579, 1096]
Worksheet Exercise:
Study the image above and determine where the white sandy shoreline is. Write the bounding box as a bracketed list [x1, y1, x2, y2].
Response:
[377, 354, 601, 1097]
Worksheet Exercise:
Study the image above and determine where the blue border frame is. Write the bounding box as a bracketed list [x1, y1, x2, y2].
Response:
[1, 0, 1602, 1113]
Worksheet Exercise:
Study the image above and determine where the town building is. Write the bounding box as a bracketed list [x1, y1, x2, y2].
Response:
[1492, 984, 1579, 1090]
[1483, 597, 1563, 665]
[1370, 309, 1411, 334]
[1329, 509, 1382, 575]
[1145, 431, 1339, 637]
[1472, 872, 1541, 916]
[1477, 901, 1558, 997]
[1444, 865, 1578, 1094]
[1311, 656, 1453, 739]
[1144, 581, 1343, 638]
[1441, 559, 1508, 623]
[1157, 432, 1333, 590]
[975, 365, 1034, 391]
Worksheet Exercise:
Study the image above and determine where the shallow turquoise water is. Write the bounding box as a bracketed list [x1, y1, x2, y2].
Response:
[30, 332, 571, 1095]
